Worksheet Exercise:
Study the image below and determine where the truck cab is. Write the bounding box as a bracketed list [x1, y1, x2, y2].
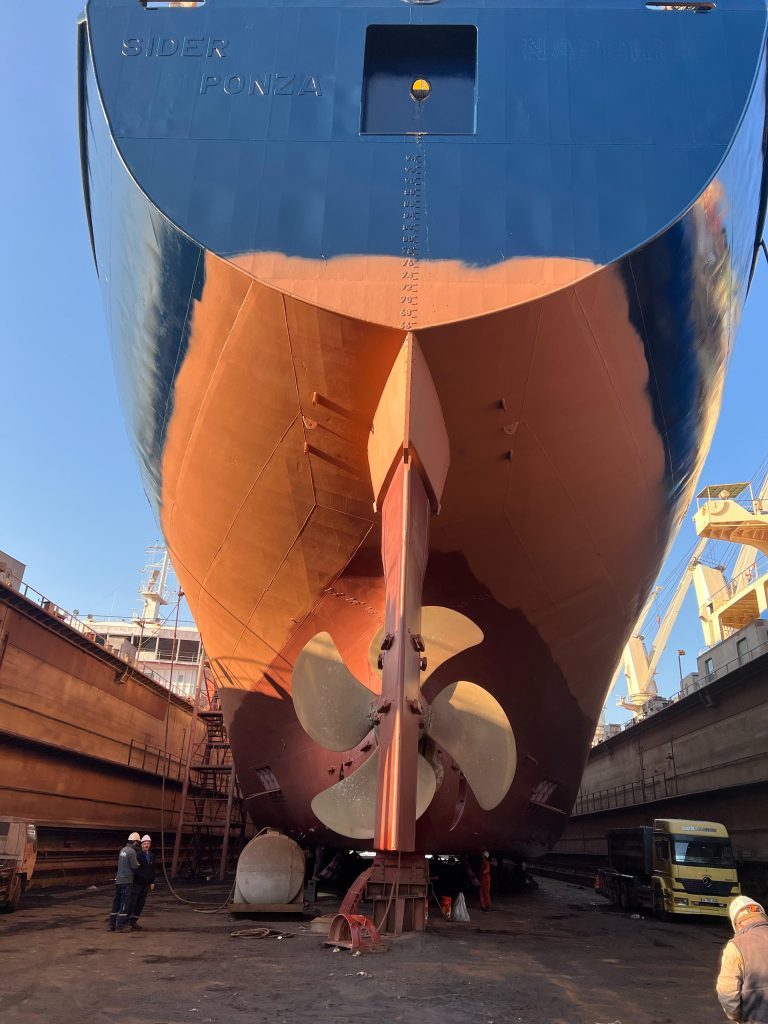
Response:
[651, 818, 740, 918]
[0, 817, 38, 912]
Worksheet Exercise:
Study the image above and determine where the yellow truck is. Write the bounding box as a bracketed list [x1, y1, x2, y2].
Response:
[596, 818, 740, 919]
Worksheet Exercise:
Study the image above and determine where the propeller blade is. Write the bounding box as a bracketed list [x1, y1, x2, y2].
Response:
[368, 606, 484, 681]
[419, 607, 484, 681]
[311, 751, 438, 840]
[428, 682, 516, 810]
[415, 752, 438, 818]
[311, 749, 380, 840]
[292, 632, 374, 752]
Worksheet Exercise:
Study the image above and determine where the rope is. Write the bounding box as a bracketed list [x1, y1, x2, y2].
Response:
[375, 852, 401, 932]
[155, 589, 236, 913]
[230, 927, 294, 939]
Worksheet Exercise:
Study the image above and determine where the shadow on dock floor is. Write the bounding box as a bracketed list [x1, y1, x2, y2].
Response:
[0, 877, 730, 1023]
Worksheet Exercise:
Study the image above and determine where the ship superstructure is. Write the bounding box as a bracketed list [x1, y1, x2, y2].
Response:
[84, 547, 203, 700]
[80, 0, 768, 856]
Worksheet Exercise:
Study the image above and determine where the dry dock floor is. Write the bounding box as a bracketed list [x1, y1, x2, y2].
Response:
[0, 876, 730, 1024]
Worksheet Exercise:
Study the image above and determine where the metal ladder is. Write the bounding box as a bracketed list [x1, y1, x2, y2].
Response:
[171, 704, 247, 880]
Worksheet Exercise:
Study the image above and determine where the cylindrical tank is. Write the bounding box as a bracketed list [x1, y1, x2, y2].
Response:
[233, 830, 306, 906]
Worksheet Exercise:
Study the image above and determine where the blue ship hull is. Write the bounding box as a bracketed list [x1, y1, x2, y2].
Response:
[80, 0, 768, 854]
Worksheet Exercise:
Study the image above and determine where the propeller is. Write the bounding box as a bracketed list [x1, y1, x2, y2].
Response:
[292, 608, 517, 840]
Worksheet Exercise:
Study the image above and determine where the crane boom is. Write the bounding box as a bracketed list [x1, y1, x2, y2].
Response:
[604, 584, 661, 698]
[641, 536, 708, 686]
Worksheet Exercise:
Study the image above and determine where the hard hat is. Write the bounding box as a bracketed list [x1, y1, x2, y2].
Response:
[729, 895, 765, 928]
[482, 851, 490, 858]
[128, 832, 141, 842]
[141, 835, 152, 843]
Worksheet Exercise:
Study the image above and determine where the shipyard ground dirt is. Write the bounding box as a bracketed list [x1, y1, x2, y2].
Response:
[0, 876, 731, 1024]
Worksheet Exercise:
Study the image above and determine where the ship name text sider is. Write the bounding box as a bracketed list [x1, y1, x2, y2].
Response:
[122, 37, 230, 58]
[120, 38, 322, 97]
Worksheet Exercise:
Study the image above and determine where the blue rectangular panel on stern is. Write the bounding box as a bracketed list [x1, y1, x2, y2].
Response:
[361, 25, 478, 135]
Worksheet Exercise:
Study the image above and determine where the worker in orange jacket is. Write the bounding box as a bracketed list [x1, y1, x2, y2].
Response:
[480, 851, 493, 911]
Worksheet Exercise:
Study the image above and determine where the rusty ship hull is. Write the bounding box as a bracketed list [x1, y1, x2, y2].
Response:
[80, 0, 768, 855]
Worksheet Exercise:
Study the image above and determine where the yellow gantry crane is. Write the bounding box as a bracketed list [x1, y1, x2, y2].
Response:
[612, 537, 708, 716]
[600, 471, 768, 733]
[692, 474, 768, 645]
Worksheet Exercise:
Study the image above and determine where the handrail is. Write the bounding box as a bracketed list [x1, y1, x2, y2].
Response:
[128, 738, 186, 780]
[575, 745, 768, 817]
[680, 637, 768, 694]
[701, 556, 768, 614]
[596, 636, 768, 744]
[573, 772, 673, 815]
[1, 572, 194, 700]
[81, 613, 198, 627]
[129, 739, 167, 778]
[700, 496, 768, 516]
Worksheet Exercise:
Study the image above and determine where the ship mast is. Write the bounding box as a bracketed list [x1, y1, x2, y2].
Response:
[139, 546, 171, 623]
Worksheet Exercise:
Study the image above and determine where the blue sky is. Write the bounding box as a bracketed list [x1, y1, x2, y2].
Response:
[1, 0, 766, 714]
[1, 0, 159, 618]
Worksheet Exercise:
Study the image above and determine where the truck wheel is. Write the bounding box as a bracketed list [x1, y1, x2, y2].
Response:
[4, 875, 21, 913]
[652, 885, 669, 922]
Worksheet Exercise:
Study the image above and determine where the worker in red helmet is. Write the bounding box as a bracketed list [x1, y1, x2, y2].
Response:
[716, 895, 768, 1021]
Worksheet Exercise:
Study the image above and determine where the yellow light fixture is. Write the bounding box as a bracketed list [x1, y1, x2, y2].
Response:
[410, 78, 431, 101]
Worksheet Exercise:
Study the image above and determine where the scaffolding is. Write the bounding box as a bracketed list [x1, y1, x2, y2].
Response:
[171, 660, 247, 880]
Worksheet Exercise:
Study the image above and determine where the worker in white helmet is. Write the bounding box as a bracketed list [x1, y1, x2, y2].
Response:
[716, 895, 768, 1021]
[127, 834, 156, 931]
[108, 833, 140, 931]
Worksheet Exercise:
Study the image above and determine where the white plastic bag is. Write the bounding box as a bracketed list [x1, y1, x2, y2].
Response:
[452, 892, 470, 922]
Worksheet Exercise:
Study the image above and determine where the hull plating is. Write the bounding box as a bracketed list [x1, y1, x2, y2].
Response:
[81, 0, 768, 854]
